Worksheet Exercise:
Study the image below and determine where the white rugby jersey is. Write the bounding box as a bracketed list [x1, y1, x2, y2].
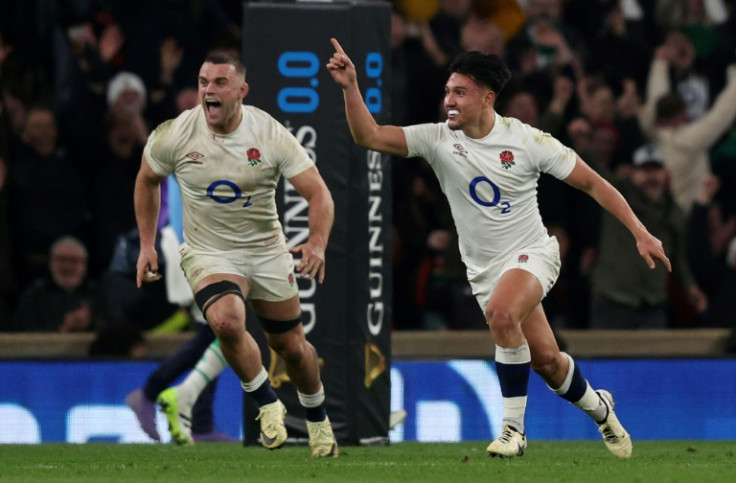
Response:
[403, 112, 576, 274]
[145, 104, 313, 251]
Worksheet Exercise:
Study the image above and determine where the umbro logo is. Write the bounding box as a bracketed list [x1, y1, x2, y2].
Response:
[452, 144, 468, 159]
[184, 151, 204, 165]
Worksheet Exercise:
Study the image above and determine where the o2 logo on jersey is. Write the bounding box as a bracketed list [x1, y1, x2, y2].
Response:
[206, 180, 252, 207]
[469, 176, 511, 213]
[276, 51, 384, 114]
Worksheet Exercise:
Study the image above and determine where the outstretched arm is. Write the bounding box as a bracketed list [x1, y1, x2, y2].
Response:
[326, 38, 408, 157]
[564, 155, 672, 271]
[288, 166, 335, 284]
[134, 155, 166, 287]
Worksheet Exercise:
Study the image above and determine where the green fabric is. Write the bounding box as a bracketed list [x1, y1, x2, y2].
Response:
[685, 24, 719, 60]
[711, 128, 736, 172]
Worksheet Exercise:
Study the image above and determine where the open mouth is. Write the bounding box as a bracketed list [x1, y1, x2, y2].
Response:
[205, 98, 222, 115]
[447, 109, 459, 118]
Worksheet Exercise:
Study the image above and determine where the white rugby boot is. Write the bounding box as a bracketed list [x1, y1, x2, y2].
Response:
[596, 390, 633, 459]
[256, 400, 287, 450]
[307, 417, 339, 457]
[487, 425, 527, 458]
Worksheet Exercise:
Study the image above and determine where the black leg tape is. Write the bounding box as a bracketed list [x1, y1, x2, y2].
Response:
[259, 316, 301, 334]
[194, 280, 245, 320]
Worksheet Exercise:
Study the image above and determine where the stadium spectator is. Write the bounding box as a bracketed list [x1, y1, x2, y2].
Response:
[639, 42, 736, 214]
[7, 107, 90, 287]
[589, 144, 707, 329]
[505, 0, 586, 100]
[686, 175, 736, 328]
[563, 0, 654, 89]
[653, 0, 734, 90]
[52, 9, 127, 179]
[87, 74, 150, 275]
[13, 236, 100, 332]
[146, 37, 186, 127]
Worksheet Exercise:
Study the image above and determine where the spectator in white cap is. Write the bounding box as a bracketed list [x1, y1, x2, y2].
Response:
[589, 143, 708, 329]
[105, 71, 149, 156]
[107, 71, 147, 115]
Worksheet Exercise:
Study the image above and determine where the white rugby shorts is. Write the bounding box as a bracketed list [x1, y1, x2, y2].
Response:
[179, 243, 299, 302]
[468, 235, 561, 312]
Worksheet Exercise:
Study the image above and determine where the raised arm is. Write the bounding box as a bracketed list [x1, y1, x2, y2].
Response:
[326, 38, 408, 157]
[563, 155, 672, 272]
[134, 154, 166, 287]
[287, 166, 335, 284]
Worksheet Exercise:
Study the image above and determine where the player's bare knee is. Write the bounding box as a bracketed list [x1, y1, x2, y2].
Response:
[280, 340, 308, 364]
[207, 307, 242, 341]
[270, 334, 307, 363]
[486, 308, 515, 339]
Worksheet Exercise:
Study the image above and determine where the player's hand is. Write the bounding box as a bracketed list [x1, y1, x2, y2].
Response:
[326, 38, 357, 89]
[136, 246, 162, 288]
[291, 241, 327, 284]
[636, 232, 672, 272]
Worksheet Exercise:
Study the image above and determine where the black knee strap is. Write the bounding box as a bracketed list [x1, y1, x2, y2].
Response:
[259, 316, 301, 334]
[194, 280, 245, 320]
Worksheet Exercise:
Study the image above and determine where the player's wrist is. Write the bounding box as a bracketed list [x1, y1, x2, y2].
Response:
[308, 234, 328, 250]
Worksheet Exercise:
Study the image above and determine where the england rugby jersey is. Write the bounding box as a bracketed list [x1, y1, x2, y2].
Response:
[144, 105, 313, 251]
[403, 113, 576, 274]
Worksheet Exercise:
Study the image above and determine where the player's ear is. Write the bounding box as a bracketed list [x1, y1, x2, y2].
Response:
[485, 90, 496, 106]
[241, 82, 250, 99]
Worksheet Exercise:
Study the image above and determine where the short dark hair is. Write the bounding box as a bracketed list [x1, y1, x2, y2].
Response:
[655, 93, 686, 121]
[448, 51, 512, 94]
[204, 50, 246, 77]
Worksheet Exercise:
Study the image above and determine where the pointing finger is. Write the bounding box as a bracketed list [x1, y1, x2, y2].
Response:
[659, 253, 672, 272]
[331, 37, 345, 54]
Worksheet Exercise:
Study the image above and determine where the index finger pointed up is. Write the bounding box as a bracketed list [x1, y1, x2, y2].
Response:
[331, 37, 345, 55]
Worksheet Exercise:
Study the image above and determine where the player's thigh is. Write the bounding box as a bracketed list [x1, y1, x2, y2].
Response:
[180, 244, 245, 292]
[246, 250, 299, 304]
[472, 236, 561, 321]
[487, 268, 545, 323]
[250, 295, 301, 322]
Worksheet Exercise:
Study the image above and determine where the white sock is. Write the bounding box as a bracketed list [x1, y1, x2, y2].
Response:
[576, 387, 608, 423]
[552, 353, 607, 422]
[241, 366, 270, 392]
[176, 340, 227, 408]
[495, 343, 531, 434]
[298, 385, 325, 408]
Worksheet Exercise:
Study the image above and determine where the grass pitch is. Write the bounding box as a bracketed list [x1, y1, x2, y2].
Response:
[0, 441, 734, 482]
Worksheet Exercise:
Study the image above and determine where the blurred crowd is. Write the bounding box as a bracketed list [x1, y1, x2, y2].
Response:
[1, 0, 736, 345]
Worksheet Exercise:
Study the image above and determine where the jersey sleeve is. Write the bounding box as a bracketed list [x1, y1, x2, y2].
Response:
[143, 119, 177, 177]
[525, 128, 577, 180]
[402, 123, 441, 162]
[271, 118, 315, 179]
